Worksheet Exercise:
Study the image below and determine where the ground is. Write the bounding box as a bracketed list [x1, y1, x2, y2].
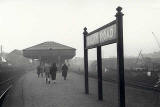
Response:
[2, 70, 160, 107]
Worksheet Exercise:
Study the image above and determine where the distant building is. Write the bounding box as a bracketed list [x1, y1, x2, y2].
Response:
[6, 49, 34, 68]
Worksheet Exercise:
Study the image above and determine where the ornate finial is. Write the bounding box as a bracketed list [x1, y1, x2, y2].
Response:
[83, 27, 88, 36]
[116, 6, 122, 12]
[115, 6, 123, 17]
[84, 27, 87, 31]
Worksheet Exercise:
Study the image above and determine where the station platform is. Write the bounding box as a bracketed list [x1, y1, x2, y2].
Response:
[2, 70, 160, 107]
[2, 71, 109, 107]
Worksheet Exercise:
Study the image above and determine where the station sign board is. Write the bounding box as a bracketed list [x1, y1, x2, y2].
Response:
[86, 20, 117, 49]
[83, 7, 125, 106]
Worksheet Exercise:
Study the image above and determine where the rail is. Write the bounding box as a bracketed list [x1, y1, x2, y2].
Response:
[0, 76, 18, 106]
[72, 70, 160, 92]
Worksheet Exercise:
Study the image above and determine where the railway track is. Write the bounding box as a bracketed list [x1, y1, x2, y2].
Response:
[0, 76, 19, 106]
[73, 71, 160, 92]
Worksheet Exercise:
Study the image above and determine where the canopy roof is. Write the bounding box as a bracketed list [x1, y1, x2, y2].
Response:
[23, 41, 76, 63]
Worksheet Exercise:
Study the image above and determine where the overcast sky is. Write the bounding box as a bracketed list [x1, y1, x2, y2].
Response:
[0, 0, 160, 59]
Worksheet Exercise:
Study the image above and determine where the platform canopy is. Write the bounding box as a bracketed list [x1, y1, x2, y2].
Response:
[23, 41, 76, 64]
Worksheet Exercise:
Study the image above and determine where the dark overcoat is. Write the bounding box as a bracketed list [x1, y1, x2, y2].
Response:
[62, 64, 68, 78]
[37, 66, 41, 74]
[50, 64, 57, 80]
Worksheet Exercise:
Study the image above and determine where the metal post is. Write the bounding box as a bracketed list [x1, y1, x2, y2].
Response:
[58, 56, 61, 72]
[116, 6, 126, 107]
[83, 27, 89, 94]
[97, 46, 103, 100]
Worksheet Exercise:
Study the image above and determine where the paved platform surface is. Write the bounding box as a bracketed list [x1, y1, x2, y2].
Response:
[2, 71, 110, 107]
[2, 70, 160, 107]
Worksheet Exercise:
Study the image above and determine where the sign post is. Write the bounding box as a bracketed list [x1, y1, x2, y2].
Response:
[83, 6, 125, 106]
[97, 46, 103, 100]
[83, 27, 89, 94]
[116, 7, 125, 107]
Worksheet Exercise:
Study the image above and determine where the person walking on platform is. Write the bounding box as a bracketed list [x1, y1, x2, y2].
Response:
[50, 63, 57, 84]
[37, 65, 41, 78]
[44, 63, 51, 85]
[61, 63, 68, 80]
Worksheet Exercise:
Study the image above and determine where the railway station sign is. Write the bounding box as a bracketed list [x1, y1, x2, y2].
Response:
[83, 6, 126, 107]
[86, 20, 116, 49]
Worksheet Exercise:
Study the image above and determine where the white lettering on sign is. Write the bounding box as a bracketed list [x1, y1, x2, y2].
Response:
[99, 24, 116, 43]
[86, 22, 116, 48]
[86, 32, 99, 47]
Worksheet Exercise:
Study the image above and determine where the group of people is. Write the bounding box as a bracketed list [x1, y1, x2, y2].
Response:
[36, 62, 68, 85]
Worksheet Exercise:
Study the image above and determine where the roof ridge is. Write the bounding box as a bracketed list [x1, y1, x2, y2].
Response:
[23, 41, 76, 50]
